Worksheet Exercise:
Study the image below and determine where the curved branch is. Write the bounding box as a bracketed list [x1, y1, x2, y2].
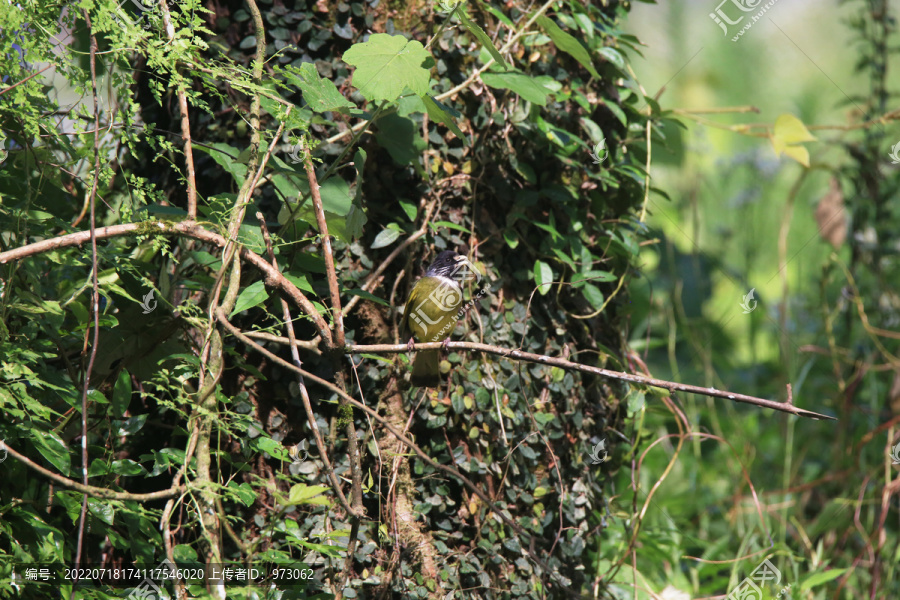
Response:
[0, 220, 332, 346]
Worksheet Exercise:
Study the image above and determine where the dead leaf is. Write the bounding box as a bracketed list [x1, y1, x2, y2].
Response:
[815, 176, 847, 250]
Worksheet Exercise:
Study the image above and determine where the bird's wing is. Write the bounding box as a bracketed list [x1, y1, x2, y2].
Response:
[400, 280, 421, 339]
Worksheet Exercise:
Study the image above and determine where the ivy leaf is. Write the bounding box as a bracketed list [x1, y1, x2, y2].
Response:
[457, 2, 507, 70]
[371, 227, 401, 249]
[285, 62, 355, 114]
[536, 15, 599, 78]
[343, 34, 433, 102]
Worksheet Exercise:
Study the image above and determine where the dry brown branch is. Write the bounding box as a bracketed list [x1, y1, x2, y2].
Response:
[348, 342, 836, 420]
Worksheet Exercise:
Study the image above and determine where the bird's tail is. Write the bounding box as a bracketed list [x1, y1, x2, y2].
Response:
[410, 350, 440, 387]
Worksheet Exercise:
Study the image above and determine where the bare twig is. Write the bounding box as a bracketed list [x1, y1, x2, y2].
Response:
[301, 138, 346, 349]
[348, 342, 836, 420]
[159, 0, 198, 217]
[72, 11, 103, 589]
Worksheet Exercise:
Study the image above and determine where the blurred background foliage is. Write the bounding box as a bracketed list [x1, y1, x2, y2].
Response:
[0, 0, 898, 598]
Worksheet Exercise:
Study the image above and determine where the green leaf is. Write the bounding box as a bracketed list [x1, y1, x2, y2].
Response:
[285, 63, 356, 114]
[288, 484, 331, 506]
[582, 283, 605, 311]
[227, 481, 257, 507]
[596, 47, 625, 71]
[88, 499, 115, 526]
[199, 143, 247, 184]
[626, 390, 645, 414]
[283, 273, 314, 294]
[343, 34, 433, 102]
[799, 568, 848, 590]
[109, 459, 145, 476]
[571, 271, 616, 285]
[481, 71, 549, 105]
[117, 414, 148, 437]
[31, 430, 70, 476]
[371, 227, 402, 249]
[422, 95, 465, 140]
[457, 3, 508, 69]
[375, 113, 426, 165]
[430, 220, 470, 234]
[533, 412, 555, 426]
[111, 369, 132, 419]
[230, 281, 269, 316]
[345, 288, 390, 307]
[399, 199, 418, 221]
[292, 539, 345, 556]
[534, 260, 553, 295]
[319, 177, 353, 216]
[536, 16, 599, 78]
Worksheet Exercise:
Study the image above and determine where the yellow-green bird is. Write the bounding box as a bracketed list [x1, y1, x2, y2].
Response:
[402, 250, 475, 387]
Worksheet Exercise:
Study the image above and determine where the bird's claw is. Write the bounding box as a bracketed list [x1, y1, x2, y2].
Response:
[407, 337, 415, 352]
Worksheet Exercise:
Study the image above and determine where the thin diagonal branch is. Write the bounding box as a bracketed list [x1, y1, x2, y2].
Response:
[159, 0, 198, 217]
[0, 442, 185, 502]
[348, 342, 836, 420]
[302, 138, 346, 349]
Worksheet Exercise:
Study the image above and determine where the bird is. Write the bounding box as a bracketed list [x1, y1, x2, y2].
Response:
[402, 250, 475, 387]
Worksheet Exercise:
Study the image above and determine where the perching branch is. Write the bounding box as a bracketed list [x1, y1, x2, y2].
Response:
[347, 342, 836, 421]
